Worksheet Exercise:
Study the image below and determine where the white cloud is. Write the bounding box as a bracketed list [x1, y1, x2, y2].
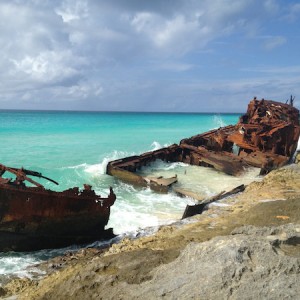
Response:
[10, 50, 87, 83]
[128, 0, 257, 56]
[0, 0, 298, 111]
[284, 3, 300, 22]
[131, 12, 157, 33]
[55, 0, 89, 23]
[131, 13, 204, 55]
[66, 82, 103, 99]
[158, 62, 194, 72]
[154, 15, 199, 49]
[263, 0, 280, 14]
[242, 65, 300, 74]
[263, 36, 286, 50]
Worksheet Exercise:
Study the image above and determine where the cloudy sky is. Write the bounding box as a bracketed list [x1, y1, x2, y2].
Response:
[0, 0, 299, 112]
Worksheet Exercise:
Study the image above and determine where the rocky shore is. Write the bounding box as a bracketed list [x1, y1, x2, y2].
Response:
[1, 161, 300, 299]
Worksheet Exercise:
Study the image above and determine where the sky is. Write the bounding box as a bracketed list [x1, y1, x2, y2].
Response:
[0, 0, 300, 112]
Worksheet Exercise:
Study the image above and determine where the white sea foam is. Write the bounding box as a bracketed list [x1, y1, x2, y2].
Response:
[64, 163, 88, 170]
[213, 114, 227, 128]
[150, 141, 170, 151]
[0, 243, 106, 278]
[84, 163, 104, 175]
[0, 255, 40, 277]
[139, 160, 261, 195]
[88, 150, 132, 175]
[63, 150, 133, 177]
[150, 141, 163, 151]
[105, 178, 192, 235]
[82, 141, 170, 177]
[47, 147, 262, 241]
[291, 136, 300, 162]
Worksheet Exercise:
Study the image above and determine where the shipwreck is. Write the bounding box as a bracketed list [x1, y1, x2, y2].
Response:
[0, 164, 116, 252]
[107, 98, 300, 195]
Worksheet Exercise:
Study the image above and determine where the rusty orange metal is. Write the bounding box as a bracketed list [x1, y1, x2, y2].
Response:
[107, 98, 300, 190]
[0, 165, 116, 251]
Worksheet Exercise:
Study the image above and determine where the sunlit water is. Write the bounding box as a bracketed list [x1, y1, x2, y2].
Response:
[0, 110, 263, 277]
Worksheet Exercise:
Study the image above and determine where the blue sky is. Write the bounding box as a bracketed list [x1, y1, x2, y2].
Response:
[0, 0, 299, 112]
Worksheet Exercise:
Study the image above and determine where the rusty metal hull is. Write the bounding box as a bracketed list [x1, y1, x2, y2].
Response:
[107, 98, 300, 191]
[0, 184, 116, 252]
[180, 99, 300, 175]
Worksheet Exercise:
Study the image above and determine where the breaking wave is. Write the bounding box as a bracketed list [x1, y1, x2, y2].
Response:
[85, 150, 131, 175]
[107, 183, 189, 235]
[213, 114, 227, 128]
[83, 141, 170, 176]
[150, 141, 170, 151]
[0, 241, 112, 278]
[61, 150, 133, 176]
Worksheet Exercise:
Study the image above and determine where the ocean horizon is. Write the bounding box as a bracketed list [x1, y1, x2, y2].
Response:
[0, 108, 245, 114]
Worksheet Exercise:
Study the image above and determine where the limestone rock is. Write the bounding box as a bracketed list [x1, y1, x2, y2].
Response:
[137, 224, 300, 300]
[295, 151, 300, 164]
[15, 224, 300, 300]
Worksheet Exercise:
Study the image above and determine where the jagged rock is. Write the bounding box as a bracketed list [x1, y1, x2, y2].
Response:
[12, 224, 300, 300]
[137, 224, 300, 300]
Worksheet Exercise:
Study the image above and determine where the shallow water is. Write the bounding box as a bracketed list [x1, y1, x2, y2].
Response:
[1, 110, 263, 276]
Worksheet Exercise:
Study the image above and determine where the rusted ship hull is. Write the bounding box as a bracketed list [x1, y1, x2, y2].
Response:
[107, 98, 300, 192]
[0, 182, 116, 252]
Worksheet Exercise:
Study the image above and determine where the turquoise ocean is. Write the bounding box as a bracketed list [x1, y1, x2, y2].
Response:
[0, 110, 263, 277]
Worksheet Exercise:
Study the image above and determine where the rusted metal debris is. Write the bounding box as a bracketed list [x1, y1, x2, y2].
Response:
[0, 164, 116, 252]
[181, 184, 246, 219]
[107, 144, 182, 192]
[107, 98, 300, 192]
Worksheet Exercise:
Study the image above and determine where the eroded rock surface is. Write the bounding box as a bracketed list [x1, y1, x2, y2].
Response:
[134, 224, 300, 300]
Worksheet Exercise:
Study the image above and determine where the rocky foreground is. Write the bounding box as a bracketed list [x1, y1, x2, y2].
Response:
[1, 162, 300, 299]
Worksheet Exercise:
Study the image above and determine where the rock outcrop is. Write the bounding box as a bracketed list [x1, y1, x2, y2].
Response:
[139, 224, 300, 300]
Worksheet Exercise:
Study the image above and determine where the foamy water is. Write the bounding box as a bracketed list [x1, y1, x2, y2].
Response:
[0, 110, 260, 277]
[73, 149, 262, 236]
[0, 158, 261, 278]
